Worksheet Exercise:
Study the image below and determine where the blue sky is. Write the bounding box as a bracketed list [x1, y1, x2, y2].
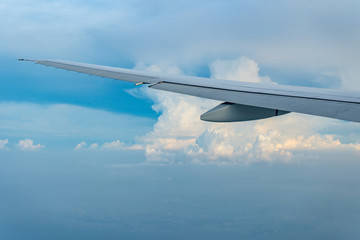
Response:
[1, 0, 360, 239]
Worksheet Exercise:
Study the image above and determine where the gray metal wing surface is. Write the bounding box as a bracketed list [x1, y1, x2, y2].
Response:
[20, 59, 360, 123]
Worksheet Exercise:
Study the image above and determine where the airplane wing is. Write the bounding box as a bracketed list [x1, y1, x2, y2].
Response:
[19, 59, 360, 123]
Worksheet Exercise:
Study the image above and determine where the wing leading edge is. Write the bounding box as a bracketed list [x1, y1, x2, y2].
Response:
[20, 59, 360, 123]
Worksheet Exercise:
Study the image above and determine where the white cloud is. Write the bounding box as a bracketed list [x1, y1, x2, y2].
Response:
[210, 57, 274, 84]
[101, 140, 126, 150]
[18, 139, 44, 151]
[0, 139, 8, 149]
[134, 62, 183, 75]
[74, 141, 87, 150]
[89, 143, 99, 150]
[101, 140, 143, 151]
[73, 140, 143, 151]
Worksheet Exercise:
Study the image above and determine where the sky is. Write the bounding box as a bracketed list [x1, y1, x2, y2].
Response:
[1, 0, 360, 239]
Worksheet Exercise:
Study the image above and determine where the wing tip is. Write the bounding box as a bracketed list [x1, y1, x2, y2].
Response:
[18, 59, 40, 63]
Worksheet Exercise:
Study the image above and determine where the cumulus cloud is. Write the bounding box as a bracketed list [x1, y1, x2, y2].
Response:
[134, 62, 183, 75]
[101, 140, 126, 150]
[74, 140, 143, 151]
[130, 57, 360, 164]
[74, 141, 87, 150]
[101, 140, 143, 151]
[89, 143, 99, 150]
[0, 139, 9, 149]
[74, 140, 126, 151]
[210, 57, 274, 84]
[18, 139, 44, 151]
[74, 141, 101, 151]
